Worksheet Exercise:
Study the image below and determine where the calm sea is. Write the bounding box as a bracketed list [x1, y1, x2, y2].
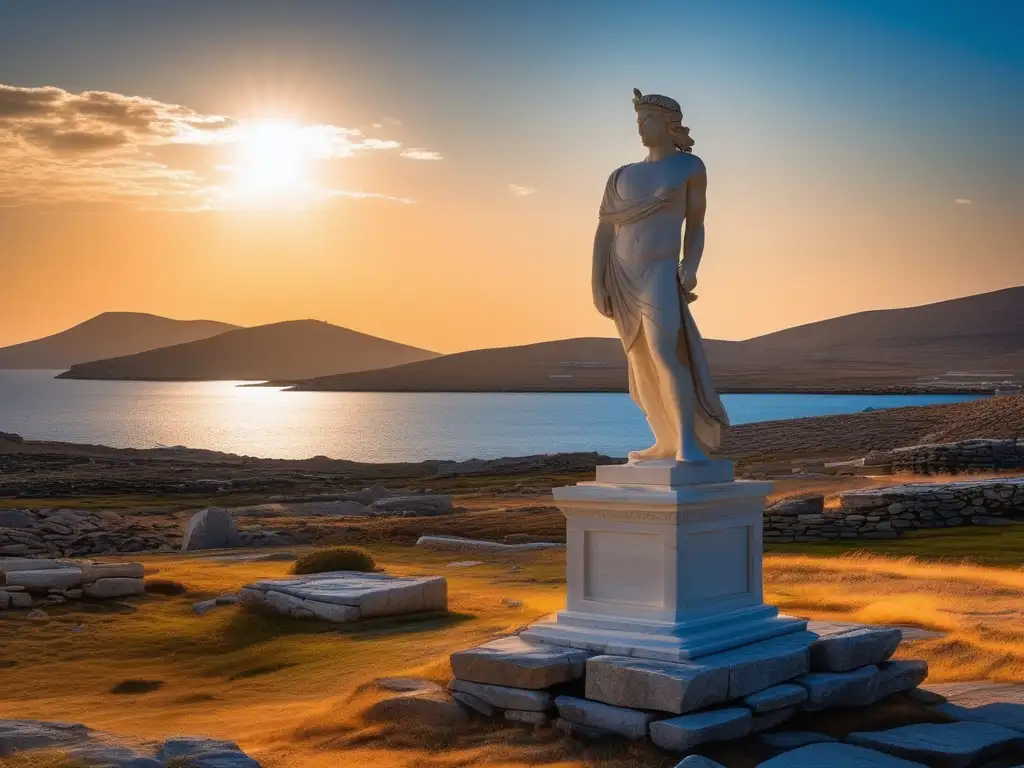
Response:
[0, 370, 984, 463]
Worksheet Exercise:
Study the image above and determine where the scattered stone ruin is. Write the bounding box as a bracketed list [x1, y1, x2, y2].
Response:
[0, 557, 144, 612]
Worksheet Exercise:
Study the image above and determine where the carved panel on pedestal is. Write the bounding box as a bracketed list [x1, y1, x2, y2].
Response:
[583, 530, 664, 607]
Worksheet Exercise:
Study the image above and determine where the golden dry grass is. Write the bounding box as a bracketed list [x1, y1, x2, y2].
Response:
[0, 547, 1021, 768]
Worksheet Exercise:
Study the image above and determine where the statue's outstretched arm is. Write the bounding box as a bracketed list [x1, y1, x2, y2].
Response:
[680, 165, 707, 291]
[592, 219, 615, 318]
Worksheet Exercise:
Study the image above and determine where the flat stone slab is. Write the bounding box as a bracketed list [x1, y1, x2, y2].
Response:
[751, 705, 798, 733]
[4, 568, 82, 590]
[83, 577, 145, 599]
[757, 742, 929, 767]
[807, 621, 903, 672]
[244, 571, 447, 619]
[924, 681, 1024, 709]
[416, 535, 563, 553]
[585, 655, 729, 714]
[847, 721, 1024, 768]
[759, 730, 837, 750]
[449, 678, 551, 711]
[505, 709, 550, 726]
[935, 702, 1024, 735]
[798, 665, 880, 711]
[450, 636, 590, 690]
[744, 683, 809, 713]
[555, 695, 655, 740]
[649, 708, 752, 753]
[702, 631, 815, 699]
[876, 660, 929, 700]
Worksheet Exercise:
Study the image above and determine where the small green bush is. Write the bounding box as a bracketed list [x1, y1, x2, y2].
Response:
[291, 546, 376, 575]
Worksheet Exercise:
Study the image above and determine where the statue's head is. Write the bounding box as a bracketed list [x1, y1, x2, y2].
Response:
[633, 89, 694, 153]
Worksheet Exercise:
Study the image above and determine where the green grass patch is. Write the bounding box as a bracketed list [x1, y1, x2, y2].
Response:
[767, 525, 1024, 567]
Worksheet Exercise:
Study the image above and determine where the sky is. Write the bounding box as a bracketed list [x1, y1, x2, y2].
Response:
[1, 0, 1021, 353]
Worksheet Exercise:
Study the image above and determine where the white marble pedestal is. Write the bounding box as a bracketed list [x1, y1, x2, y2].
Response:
[521, 459, 806, 661]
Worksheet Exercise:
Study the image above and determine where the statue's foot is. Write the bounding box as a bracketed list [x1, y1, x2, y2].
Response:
[677, 434, 709, 463]
[628, 444, 675, 462]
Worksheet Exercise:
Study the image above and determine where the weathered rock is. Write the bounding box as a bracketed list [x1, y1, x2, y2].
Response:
[923, 681, 1024, 709]
[417, 535, 563, 553]
[554, 717, 614, 741]
[193, 599, 219, 615]
[505, 709, 550, 726]
[935, 702, 1024, 735]
[450, 636, 590, 690]
[672, 757, 728, 768]
[11, 593, 33, 608]
[554, 696, 655, 740]
[767, 495, 825, 517]
[875, 660, 929, 700]
[585, 655, 729, 714]
[449, 679, 551, 711]
[80, 563, 145, 581]
[181, 507, 241, 551]
[0, 592, 8, 609]
[798, 665, 880, 710]
[0, 719, 91, 756]
[751, 705, 798, 733]
[156, 736, 260, 768]
[4, 568, 82, 590]
[756, 742, 929, 767]
[373, 677, 443, 694]
[744, 683, 809, 713]
[0, 558, 62, 574]
[0, 511, 33, 529]
[26, 609, 48, 620]
[649, 708, 752, 753]
[83, 577, 145, 599]
[808, 621, 903, 672]
[452, 691, 495, 716]
[364, 690, 469, 727]
[759, 730, 837, 750]
[847, 721, 1024, 768]
[703, 631, 815, 698]
[370, 495, 454, 515]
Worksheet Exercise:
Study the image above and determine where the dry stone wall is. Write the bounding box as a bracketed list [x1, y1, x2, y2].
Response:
[888, 439, 1024, 474]
[764, 478, 1024, 543]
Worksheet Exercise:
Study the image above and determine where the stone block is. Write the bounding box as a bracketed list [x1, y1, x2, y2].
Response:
[807, 621, 902, 672]
[452, 691, 495, 716]
[449, 679, 551, 712]
[649, 708, 752, 753]
[4, 568, 82, 591]
[450, 637, 590, 690]
[0, 558, 61, 574]
[505, 709, 550, 726]
[756, 742, 929, 767]
[702, 631, 814, 699]
[0, 591, 8, 609]
[744, 683, 808, 713]
[798, 665, 880, 711]
[11, 593, 32, 608]
[751, 705, 797, 733]
[935, 702, 1024, 735]
[875, 660, 929, 700]
[846, 721, 1024, 768]
[79, 563, 144, 581]
[245, 572, 447, 619]
[83, 577, 145, 599]
[156, 737, 260, 768]
[554, 695, 655, 740]
[584, 655, 729, 714]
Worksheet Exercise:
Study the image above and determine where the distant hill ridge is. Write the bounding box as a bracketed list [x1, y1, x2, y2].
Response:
[289, 286, 1024, 393]
[0, 312, 239, 369]
[57, 319, 439, 382]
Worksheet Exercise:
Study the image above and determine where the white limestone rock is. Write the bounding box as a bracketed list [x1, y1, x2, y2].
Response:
[181, 507, 241, 551]
[649, 708, 752, 753]
[584, 654, 729, 714]
[744, 683, 809, 713]
[449, 679, 551, 711]
[798, 665, 880, 711]
[846, 721, 1024, 768]
[80, 563, 144, 581]
[702, 631, 815, 699]
[554, 695, 655, 741]
[0, 558, 62, 574]
[4, 568, 82, 590]
[450, 636, 590, 690]
[756, 742, 929, 767]
[807, 621, 903, 672]
[84, 577, 145, 599]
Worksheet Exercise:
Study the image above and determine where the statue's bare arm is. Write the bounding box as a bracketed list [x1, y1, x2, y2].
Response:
[592, 219, 614, 318]
[679, 165, 707, 293]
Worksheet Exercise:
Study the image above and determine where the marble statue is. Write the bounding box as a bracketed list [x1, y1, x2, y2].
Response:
[592, 89, 729, 462]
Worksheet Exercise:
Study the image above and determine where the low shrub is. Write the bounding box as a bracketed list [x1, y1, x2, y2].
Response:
[291, 546, 376, 575]
[144, 579, 188, 596]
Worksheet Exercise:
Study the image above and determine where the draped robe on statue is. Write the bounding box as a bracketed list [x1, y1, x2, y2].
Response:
[599, 166, 730, 453]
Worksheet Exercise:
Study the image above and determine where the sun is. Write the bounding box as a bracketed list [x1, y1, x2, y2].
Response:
[223, 120, 318, 203]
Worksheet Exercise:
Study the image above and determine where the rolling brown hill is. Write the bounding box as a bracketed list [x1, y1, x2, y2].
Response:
[57, 320, 438, 382]
[0, 312, 239, 369]
[290, 287, 1024, 393]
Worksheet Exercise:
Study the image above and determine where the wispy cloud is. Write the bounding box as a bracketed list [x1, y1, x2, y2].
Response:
[508, 184, 536, 197]
[401, 148, 443, 161]
[0, 83, 439, 209]
[954, 198, 973, 205]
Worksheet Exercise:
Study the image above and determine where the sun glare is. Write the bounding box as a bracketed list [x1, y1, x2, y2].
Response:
[224, 120, 318, 204]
